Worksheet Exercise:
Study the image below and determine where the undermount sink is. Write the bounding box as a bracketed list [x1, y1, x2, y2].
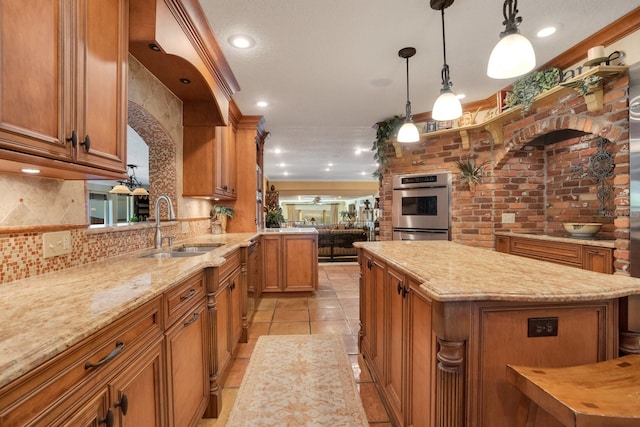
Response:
[173, 244, 224, 252]
[140, 251, 205, 259]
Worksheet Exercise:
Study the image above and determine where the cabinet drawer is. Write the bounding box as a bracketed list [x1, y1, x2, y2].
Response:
[510, 237, 582, 267]
[218, 249, 240, 282]
[0, 296, 162, 427]
[164, 272, 205, 327]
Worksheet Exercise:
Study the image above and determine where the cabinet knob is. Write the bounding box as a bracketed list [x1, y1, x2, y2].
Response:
[66, 130, 78, 148]
[81, 134, 91, 152]
[99, 409, 114, 427]
[114, 393, 128, 415]
[397, 281, 403, 295]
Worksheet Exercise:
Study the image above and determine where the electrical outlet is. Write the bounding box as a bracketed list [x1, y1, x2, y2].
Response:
[43, 231, 72, 258]
[528, 317, 558, 337]
[502, 213, 516, 223]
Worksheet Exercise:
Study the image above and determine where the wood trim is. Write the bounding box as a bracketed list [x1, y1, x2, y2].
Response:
[0, 224, 87, 236]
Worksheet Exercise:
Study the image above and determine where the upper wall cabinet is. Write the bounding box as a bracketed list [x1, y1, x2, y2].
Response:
[0, 0, 128, 179]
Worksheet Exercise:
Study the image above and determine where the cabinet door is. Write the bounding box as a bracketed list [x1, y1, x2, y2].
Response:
[282, 234, 318, 291]
[73, 0, 127, 172]
[261, 235, 282, 292]
[371, 257, 386, 382]
[360, 253, 375, 361]
[58, 387, 110, 427]
[495, 235, 510, 253]
[385, 266, 405, 424]
[407, 282, 434, 427]
[583, 246, 613, 274]
[213, 125, 237, 200]
[166, 300, 208, 427]
[0, 0, 71, 160]
[110, 337, 166, 427]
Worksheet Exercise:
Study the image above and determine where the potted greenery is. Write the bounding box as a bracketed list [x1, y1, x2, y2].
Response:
[211, 205, 234, 233]
[455, 157, 486, 193]
[372, 116, 403, 181]
[265, 207, 285, 228]
[504, 68, 561, 114]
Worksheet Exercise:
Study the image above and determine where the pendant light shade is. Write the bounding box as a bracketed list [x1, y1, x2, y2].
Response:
[397, 47, 420, 143]
[108, 164, 149, 196]
[432, 6, 462, 121]
[487, 0, 536, 79]
[109, 184, 133, 194]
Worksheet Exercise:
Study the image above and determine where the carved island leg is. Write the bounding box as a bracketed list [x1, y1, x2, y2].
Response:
[435, 338, 466, 427]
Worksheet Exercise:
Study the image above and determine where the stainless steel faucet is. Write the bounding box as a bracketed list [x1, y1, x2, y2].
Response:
[154, 195, 176, 249]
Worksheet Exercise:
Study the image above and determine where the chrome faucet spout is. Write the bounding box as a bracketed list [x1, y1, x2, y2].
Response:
[154, 195, 175, 249]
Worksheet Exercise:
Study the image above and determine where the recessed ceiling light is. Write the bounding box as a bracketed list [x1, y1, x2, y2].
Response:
[325, 168, 331, 172]
[256, 101, 268, 108]
[456, 93, 466, 100]
[360, 172, 367, 176]
[328, 162, 333, 167]
[274, 148, 282, 154]
[537, 26, 556, 38]
[228, 34, 255, 49]
[279, 162, 285, 167]
[21, 168, 40, 174]
[283, 171, 289, 176]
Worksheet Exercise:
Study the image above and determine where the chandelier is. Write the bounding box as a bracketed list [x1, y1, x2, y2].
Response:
[109, 164, 149, 196]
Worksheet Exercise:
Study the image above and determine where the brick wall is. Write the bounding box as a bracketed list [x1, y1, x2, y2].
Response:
[380, 72, 630, 274]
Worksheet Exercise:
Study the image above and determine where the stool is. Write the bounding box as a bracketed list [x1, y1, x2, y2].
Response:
[507, 355, 640, 427]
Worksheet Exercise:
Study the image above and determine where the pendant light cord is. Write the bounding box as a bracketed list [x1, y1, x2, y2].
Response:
[440, 7, 452, 90]
[405, 56, 412, 119]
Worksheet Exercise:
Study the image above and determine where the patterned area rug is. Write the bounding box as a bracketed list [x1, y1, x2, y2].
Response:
[227, 334, 368, 426]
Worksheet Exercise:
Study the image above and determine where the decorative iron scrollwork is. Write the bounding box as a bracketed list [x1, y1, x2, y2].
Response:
[570, 137, 615, 216]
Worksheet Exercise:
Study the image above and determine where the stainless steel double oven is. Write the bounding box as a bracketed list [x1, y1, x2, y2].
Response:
[392, 172, 451, 241]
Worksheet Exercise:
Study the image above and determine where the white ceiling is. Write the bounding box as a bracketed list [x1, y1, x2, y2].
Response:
[200, 1, 638, 186]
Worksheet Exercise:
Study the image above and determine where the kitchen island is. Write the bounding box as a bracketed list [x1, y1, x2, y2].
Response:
[355, 240, 640, 427]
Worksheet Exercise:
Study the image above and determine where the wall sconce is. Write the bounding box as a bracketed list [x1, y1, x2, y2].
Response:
[431, 2, 462, 121]
[487, 0, 536, 79]
[397, 47, 420, 143]
[109, 164, 149, 196]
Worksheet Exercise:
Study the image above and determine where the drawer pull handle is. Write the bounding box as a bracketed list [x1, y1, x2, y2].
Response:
[184, 312, 199, 327]
[115, 393, 128, 415]
[99, 409, 114, 427]
[397, 281, 403, 295]
[180, 289, 196, 301]
[85, 341, 125, 370]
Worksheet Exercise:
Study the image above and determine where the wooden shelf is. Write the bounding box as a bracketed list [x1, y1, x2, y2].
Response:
[411, 65, 627, 151]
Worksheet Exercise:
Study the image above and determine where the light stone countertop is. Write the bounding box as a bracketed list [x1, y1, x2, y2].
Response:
[354, 240, 640, 303]
[494, 230, 616, 248]
[0, 232, 262, 389]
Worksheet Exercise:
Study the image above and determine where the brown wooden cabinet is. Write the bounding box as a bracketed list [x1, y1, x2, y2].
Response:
[204, 249, 245, 418]
[164, 272, 208, 427]
[0, 0, 127, 179]
[260, 233, 318, 293]
[182, 124, 237, 200]
[496, 235, 614, 274]
[385, 266, 406, 424]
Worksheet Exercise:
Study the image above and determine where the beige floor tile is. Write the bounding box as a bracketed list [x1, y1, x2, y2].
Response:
[313, 289, 338, 299]
[342, 334, 359, 355]
[348, 319, 361, 335]
[234, 338, 257, 359]
[224, 358, 249, 387]
[336, 289, 361, 299]
[247, 322, 270, 339]
[268, 321, 310, 335]
[251, 309, 274, 323]
[309, 307, 346, 321]
[255, 298, 277, 310]
[310, 320, 352, 334]
[340, 297, 360, 307]
[272, 308, 310, 322]
[343, 305, 360, 320]
[275, 297, 309, 310]
[308, 298, 342, 309]
[349, 354, 372, 382]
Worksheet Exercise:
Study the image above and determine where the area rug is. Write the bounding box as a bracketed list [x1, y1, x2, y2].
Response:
[226, 334, 368, 426]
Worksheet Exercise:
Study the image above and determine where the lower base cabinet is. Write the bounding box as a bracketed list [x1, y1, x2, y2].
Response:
[260, 233, 318, 292]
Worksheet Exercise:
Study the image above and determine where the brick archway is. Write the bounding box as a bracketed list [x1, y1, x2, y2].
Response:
[127, 100, 178, 219]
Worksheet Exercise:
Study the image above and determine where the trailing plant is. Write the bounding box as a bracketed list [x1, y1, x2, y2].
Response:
[211, 205, 234, 219]
[455, 157, 487, 189]
[504, 68, 560, 113]
[371, 115, 403, 180]
[578, 75, 602, 96]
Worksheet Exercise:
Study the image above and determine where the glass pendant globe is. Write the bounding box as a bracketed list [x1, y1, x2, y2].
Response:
[487, 33, 536, 79]
[432, 91, 462, 121]
[397, 121, 420, 143]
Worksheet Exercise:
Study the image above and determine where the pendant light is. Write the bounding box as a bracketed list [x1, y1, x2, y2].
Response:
[397, 47, 420, 143]
[109, 164, 149, 196]
[487, 0, 536, 79]
[431, 3, 462, 121]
